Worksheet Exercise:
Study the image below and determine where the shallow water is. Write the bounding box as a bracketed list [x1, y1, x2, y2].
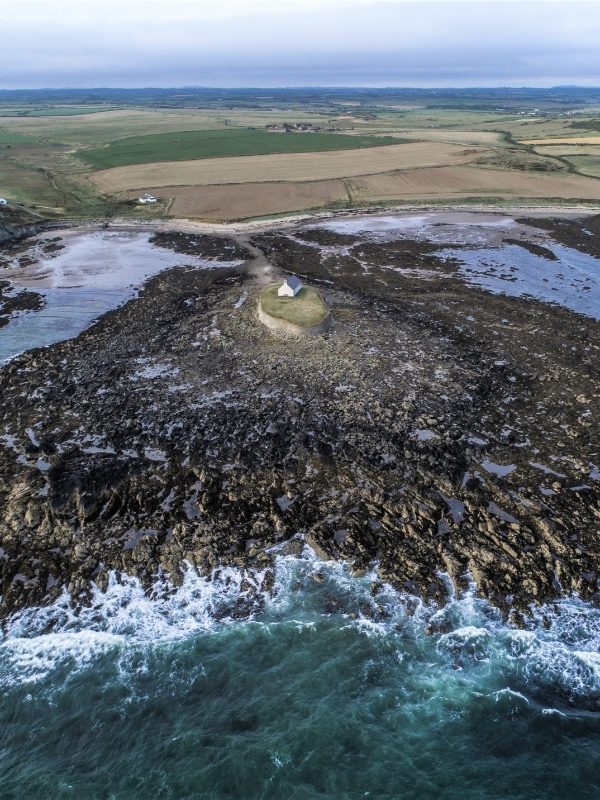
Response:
[0, 229, 239, 363]
[443, 243, 600, 320]
[319, 213, 600, 318]
[1, 549, 599, 799]
[320, 212, 519, 244]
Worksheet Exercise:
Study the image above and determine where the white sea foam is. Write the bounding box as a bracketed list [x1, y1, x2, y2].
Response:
[2, 549, 600, 711]
[0, 630, 121, 688]
[0, 566, 268, 686]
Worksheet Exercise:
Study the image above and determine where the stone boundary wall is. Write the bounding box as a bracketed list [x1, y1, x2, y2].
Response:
[258, 300, 332, 337]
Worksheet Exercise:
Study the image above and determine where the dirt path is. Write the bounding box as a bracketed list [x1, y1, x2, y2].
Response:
[232, 234, 277, 285]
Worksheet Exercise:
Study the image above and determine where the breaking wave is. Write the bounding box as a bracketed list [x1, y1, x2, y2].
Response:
[2, 547, 600, 713]
[1, 547, 600, 799]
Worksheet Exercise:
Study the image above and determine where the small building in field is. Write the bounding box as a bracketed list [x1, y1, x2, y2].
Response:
[138, 194, 157, 204]
[0, 198, 8, 206]
[278, 275, 303, 297]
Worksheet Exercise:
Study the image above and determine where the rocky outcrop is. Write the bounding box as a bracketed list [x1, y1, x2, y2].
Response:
[0, 222, 598, 621]
[0, 280, 45, 328]
[0, 222, 46, 246]
[0, 206, 48, 245]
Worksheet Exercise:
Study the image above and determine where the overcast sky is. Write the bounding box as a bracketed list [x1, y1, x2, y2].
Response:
[1, 0, 599, 89]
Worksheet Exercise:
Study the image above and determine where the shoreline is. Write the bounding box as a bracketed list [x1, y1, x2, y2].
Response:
[0, 207, 598, 621]
[38, 200, 599, 239]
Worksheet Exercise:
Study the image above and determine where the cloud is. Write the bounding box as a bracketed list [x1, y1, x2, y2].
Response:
[0, 1, 599, 88]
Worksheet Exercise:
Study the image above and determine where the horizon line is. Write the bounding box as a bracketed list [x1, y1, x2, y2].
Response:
[1, 84, 599, 92]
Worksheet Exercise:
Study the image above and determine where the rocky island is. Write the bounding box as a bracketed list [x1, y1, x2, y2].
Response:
[258, 280, 332, 336]
[0, 210, 598, 624]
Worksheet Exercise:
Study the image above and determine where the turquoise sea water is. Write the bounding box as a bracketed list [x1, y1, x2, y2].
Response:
[1, 548, 599, 800]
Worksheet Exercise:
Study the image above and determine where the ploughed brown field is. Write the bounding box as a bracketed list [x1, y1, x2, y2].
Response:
[350, 166, 600, 202]
[90, 141, 479, 191]
[3, 92, 600, 220]
[87, 136, 600, 220]
[135, 166, 600, 221]
[134, 181, 349, 221]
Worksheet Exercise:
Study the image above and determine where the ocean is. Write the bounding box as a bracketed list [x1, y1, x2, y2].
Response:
[1, 548, 599, 799]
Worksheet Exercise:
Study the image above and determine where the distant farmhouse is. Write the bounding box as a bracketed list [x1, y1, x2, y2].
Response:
[138, 194, 157, 204]
[266, 122, 322, 133]
[278, 275, 303, 297]
[0, 198, 8, 206]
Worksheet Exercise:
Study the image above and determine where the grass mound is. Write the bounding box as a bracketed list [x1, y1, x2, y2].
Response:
[260, 284, 329, 327]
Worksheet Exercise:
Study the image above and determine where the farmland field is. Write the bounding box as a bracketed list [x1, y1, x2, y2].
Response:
[521, 136, 600, 145]
[90, 142, 479, 192]
[1, 87, 600, 219]
[367, 129, 506, 146]
[565, 155, 600, 178]
[136, 165, 600, 222]
[79, 129, 407, 169]
[351, 165, 600, 203]
[0, 159, 61, 208]
[0, 106, 120, 117]
[533, 145, 600, 156]
[0, 109, 229, 147]
[139, 181, 349, 221]
[526, 144, 600, 179]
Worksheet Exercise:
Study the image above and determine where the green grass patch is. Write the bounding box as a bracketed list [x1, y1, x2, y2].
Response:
[24, 106, 120, 117]
[563, 154, 600, 178]
[260, 284, 329, 327]
[78, 128, 407, 169]
[0, 130, 39, 145]
[0, 106, 119, 118]
[0, 157, 62, 207]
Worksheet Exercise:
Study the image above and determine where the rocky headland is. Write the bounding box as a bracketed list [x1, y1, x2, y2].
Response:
[0, 213, 598, 623]
[0, 204, 48, 246]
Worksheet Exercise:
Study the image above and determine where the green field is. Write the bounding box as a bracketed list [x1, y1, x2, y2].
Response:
[528, 144, 600, 179]
[562, 153, 600, 178]
[0, 157, 69, 208]
[0, 130, 39, 145]
[0, 106, 119, 118]
[260, 284, 329, 327]
[78, 129, 406, 169]
[0, 88, 599, 218]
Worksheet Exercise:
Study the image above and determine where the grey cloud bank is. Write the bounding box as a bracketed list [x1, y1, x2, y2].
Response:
[1, 1, 599, 88]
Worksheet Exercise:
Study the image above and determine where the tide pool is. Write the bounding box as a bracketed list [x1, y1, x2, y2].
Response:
[0, 229, 240, 363]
